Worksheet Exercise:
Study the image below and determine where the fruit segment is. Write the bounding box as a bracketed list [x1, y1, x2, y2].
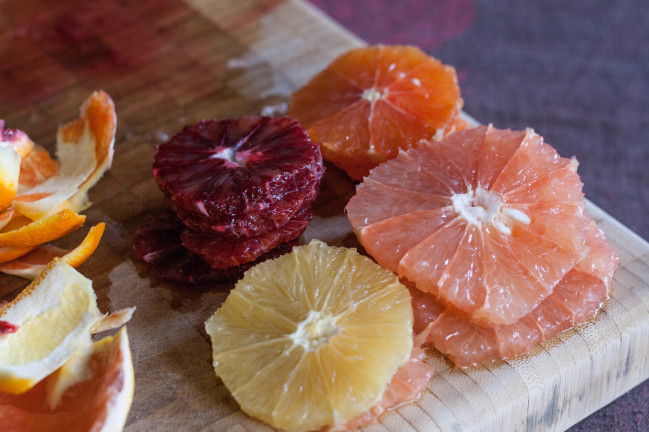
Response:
[205, 240, 417, 431]
[289, 45, 462, 180]
[347, 125, 589, 326]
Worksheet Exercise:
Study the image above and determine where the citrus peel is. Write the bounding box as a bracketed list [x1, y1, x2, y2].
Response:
[0, 208, 85, 248]
[0, 223, 105, 279]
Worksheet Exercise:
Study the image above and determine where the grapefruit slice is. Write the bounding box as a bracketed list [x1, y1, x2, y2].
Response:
[153, 116, 324, 239]
[205, 240, 414, 431]
[346, 125, 589, 326]
[288, 45, 462, 180]
[412, 219, 619, 366]
[12, 91, 116, 220]
[0, 223, 105, 279]
[0, 327, 134, 432]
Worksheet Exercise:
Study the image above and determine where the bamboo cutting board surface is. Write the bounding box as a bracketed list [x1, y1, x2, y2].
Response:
[1, 0, 648, 431]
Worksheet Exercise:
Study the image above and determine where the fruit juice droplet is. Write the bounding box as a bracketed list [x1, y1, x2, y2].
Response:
[0, 320, 18, 335]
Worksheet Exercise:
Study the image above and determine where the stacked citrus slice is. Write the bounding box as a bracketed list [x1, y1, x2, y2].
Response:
[289, 45, 464, 180]
[136, 116, 325, 284]
[205, 240, 433, 431]
[0, 91, 116, 279]
[346, 125, 619, 366]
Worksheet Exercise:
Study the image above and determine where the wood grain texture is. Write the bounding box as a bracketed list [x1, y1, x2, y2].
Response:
[0, 0, 647, 431]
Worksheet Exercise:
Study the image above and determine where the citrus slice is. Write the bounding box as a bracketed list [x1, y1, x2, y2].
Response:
[414, 218, 619, 366]
[12, 91, 116, 220]
[0, 327, 134, 432]
[346, 125, 589, 326]
[0, 223, 105, 279]
[153, 116, 324, 239]
[288, 44, 462, 180]
[0, 208, 85, 248]
[0, 259, 103, 394]
[205, 239, 413, 431]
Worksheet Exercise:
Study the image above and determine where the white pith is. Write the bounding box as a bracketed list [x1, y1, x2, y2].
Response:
[362, 88, 383, 103]
[290, 310, 339, 352]
[211, 147, 245, 166]
[451, 186, 530, 235]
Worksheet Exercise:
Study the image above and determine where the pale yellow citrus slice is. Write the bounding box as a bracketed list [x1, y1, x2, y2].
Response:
[0, 259, 103, 394]
[205, 239, 413, 431]
[0, 223, 105, 279]
[13, 91, 116, 220]
[0, 208, 85, 248]
[0, 327, 135, 432]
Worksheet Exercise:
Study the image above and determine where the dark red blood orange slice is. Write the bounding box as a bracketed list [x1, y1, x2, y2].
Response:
[133, 212, 297, 285]
[153, 117, 324, 238]
[181, 206, 312, 269]
[411, 219, 619, 366]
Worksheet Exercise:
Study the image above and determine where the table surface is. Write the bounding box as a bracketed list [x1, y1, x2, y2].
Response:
[0, 1, 647, 431]
[305, 1, 649, 430]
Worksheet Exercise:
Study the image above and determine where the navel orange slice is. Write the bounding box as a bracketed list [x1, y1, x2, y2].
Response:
[206, 240, 414, 431]
[289, 45, 462, 180]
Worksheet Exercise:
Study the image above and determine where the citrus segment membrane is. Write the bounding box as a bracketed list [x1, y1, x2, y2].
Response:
[413, 219, 619, 366]
[0, 259, 103, 394]
[0, 327, 134, 432]
[289, 45, 462, 180]
[347, 125, 589, 326]
[206, 240, 414, 431]
[12, 91, 116, 220]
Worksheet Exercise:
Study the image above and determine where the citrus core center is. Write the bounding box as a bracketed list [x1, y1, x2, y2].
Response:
[290, 310, 339, 352]
[362, 88, 383, 103]
[451, 186, 530, 235]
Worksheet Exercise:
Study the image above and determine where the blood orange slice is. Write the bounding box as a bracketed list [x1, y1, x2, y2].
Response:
[181, 206, 312, 269]
[412, 218, 619, 366]
[153, 117, 324, 238]
[346, 125, 589, 326]
[133, 212, 299, 284]
[288, 45, 462, 180]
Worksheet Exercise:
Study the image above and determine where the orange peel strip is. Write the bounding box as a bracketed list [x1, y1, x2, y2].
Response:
[0, 208, 85, 248]
[18, 144, 59, 190]
[13, 91, 116, 220]
[0, 223, 104, 279]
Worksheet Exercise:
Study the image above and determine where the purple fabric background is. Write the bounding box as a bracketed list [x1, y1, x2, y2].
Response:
[306, 0, 649, 430]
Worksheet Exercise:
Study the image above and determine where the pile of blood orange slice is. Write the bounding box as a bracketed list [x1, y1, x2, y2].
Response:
[134, 116, 324, 284]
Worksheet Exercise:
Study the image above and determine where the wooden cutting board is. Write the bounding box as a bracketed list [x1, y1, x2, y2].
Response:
[1, 1, 648, 431]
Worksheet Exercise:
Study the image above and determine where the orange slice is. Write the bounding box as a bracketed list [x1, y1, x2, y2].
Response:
[0, 208, 85, 248]
[0, 223, 105, 279]
[288, 45, 462, 180]
[0, 327, 134, 432]
[13, 91, 116, 220]
[346, 125, 589, 326]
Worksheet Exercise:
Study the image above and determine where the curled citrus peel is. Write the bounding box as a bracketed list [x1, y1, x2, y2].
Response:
[0, 91, 115, 273]
[13, 90, 116, 220]
[0, 223, 105, 279]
